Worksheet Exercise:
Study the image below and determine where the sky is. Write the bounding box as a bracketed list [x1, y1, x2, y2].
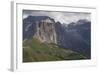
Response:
[23, 10, 91, 24]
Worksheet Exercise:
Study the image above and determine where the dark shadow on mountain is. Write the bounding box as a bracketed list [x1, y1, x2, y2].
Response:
[55, 19, 91, 58]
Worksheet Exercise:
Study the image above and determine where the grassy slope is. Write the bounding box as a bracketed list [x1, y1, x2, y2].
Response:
[23, 38, 86, 62]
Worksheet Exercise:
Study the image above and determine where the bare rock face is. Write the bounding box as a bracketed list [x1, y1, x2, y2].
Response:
[33, 18, 57, 44]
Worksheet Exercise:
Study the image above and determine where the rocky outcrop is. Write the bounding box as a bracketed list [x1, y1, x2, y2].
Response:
[23, 16, 57, 44]
[33, 18, 57, 44]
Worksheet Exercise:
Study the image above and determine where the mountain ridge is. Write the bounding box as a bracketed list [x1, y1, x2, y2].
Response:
[23, 16, 91, 58]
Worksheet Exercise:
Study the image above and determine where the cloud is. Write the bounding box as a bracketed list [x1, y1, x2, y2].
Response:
[23, 10, 91, 24]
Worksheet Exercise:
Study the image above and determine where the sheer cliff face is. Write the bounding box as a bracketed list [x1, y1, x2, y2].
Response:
[23, 16, 57, 44]
[33, 18, 57, 44]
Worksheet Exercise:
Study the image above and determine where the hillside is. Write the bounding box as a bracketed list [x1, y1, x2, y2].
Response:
[23, 38, 86, 62]
[55, 20, 91, 58]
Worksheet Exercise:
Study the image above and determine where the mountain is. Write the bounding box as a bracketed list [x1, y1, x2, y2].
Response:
[23, 16, 57, 44]
[23, 16, 91, 62]
[55, 19, 91, 58]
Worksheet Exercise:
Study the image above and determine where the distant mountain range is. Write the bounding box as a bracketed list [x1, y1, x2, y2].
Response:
[55, 19, 91, 58]
[23, 16, 91, 58]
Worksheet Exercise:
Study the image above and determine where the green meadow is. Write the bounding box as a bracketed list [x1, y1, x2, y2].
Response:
[23, 38, 86, 62]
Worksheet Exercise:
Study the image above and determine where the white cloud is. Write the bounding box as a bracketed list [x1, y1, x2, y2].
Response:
[23, 10, 91, 24]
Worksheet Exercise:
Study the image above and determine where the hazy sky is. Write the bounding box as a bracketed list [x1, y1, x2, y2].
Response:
[23, 10, 91, 24]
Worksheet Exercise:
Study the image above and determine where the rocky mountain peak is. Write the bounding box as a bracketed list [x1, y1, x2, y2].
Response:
[33, 17, 57, 44]
[23, 16, 57, 44]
